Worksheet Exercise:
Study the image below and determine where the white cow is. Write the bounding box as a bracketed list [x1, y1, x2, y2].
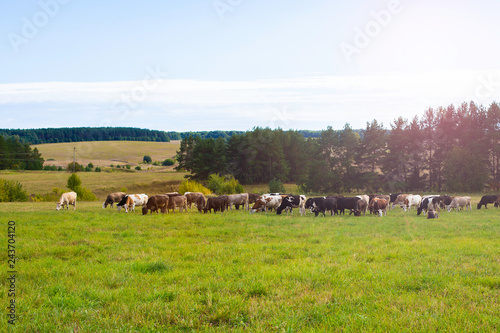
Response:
[448, 196, 472, 212]
[56, 192, 77, 211]
[404, 194, 422, 211]
[118, 194, 148, 212]
[250, 194, 283, 213]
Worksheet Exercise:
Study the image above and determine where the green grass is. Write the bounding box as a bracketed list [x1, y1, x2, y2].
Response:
[1, 202, 499, 331]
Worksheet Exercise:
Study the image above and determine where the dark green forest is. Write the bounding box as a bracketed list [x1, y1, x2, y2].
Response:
[0, 136, 44, 170]
[0, 127, 323, 145]
[176, 102, 500, 193]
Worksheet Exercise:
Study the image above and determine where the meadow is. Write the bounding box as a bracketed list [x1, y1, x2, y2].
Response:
[1, 200, 499, 332]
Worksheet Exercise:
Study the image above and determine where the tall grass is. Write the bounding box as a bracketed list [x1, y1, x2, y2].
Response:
[1, 201, 499, 331]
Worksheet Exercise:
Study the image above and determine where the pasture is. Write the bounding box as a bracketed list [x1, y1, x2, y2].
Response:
[1, 201, 499, 332]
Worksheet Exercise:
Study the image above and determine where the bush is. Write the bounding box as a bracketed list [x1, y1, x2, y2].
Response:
[74, 186, 98, 201]
[179, 180, 212, 195]
[95, 167, 102, 172]
[206, 174, 244, 195]
[135, 166, 141, 171]
[67, 173, 82, 191]
[0, 179, 28, 202]
[143, 155, 152, 164]
[126, 164, 131, 170]
[162, 158, 175, 166]
[67, 162, 84, 172]
[87, 163, 94, 169]
[269, 178, 285, 193]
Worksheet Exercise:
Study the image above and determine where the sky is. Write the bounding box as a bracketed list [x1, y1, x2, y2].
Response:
[1, 0, 500, 132]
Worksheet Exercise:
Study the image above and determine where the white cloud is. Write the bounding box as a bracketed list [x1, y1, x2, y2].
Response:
[1, 70, 499, 131]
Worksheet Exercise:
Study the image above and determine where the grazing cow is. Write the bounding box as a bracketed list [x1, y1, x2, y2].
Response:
[251, 194, 282, 213]
[195, 195, 207, 213]
[477, 195, 499, 209]
[427, 209, 438, 219]
[56, 191, 77, 211]
[403, 195, 422, 212]
[117, 194, 148, 212]
[102, 192, 126, 208]
[305, 197, 337, 217]
[356, 195, 370, 214]
[353, 199, 367, 216]
[448, 196, 472, 212]
[184, 192, 205, 209]
[305, 197, 325, 213]
[204, 197, 226, 213]
[228, 193, 249, 210]
[392, 194, 410, 209]
[142, 195, 169, 215]
[417, 197, 431, 216]
[373, 198, 388, 217]
[167, 195, 188, 213]
[389, 193, 403, 209]
[368, 195, 390, 214]
[276, 195, 307, 216]
[337, 197, 361, 215]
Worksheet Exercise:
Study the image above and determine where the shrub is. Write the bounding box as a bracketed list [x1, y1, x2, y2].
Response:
[269, 178, 285, 194]
[143, 155, 152, 164]
[87, 163, 94, 169]
[74, 186, 98, 201]
[152, 161, 161, 166]
[0, 179, 28, 202]
[126, 164, 131, 170]
[162, 158, 175, 166]
[67, 162, 84, 172]
[95, 167, 102, 172]
[206, 174, 244, 195]
[135, 166, 141, 171]
[179, 180, 212, 195]
[67, 173, 82, 191]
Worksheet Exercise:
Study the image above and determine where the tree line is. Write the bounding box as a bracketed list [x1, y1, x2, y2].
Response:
[0, 135, 44, 170]
[176, 102, 500, 193]
[0, 127, 326, 145]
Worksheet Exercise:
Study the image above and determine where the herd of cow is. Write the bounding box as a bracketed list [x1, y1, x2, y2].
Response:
[56, 190, 500, 218]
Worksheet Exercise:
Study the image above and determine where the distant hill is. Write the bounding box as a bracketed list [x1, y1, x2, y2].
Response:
[0, 127, 325, 145]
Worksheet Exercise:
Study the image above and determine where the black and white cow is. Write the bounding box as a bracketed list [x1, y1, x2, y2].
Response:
[276, 195, 306, 216]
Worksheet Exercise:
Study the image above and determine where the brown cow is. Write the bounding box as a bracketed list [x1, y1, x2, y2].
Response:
[167, 194, 188, 213]
[248, 193, 260, 204]
[204, 197, 226, 213]
[373, 198, 388, 217]
[184, 192, 206, 209]
[195, 195, 207, 213]
[142, 195, 169, 215]
[103, 192, 126, 208]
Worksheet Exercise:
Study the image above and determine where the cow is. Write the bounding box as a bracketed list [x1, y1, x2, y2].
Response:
[356, 195, 370, 214]
[337, 197, 361, 215]
[392, 194, 410, 210]
[427, 209, 438, 219]
[368, 195, 390, 214]
[403, 195, 422, 212]
[276, 195, 307, 216]
[251, 194, 282, 213]
[388, 193, 403, 209]
[204, 197, 226, 213]
[56, 191, 77, 211]
[353, 199, 367, 216]
[195, 195, 207, 213]
[102, 192, 126, 208]
[228, 193, 249, 210]
[184, 192, 206, 209]
[477, 195, 499, 209]
[417, 197, 431, 216]
[117, 194, 148, 213]
[218, 195, 229, 211]
[373, 198, 388, 217]
[448, 196, 472, 212]
[166, 194, 188, 213]
[305, 197, 325, 213]
[142, 195, 169, 215]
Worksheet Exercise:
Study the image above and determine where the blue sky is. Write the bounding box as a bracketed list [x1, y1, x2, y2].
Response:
[1, 0, 499, 131]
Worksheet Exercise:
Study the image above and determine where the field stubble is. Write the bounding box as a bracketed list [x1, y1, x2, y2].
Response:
[1, 201, 499, 331]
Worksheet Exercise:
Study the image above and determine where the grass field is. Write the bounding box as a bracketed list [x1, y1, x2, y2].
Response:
[1, 200, 499, 331]
[33, 141, 181, 169]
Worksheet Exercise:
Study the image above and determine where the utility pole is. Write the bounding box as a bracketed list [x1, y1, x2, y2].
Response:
[73, 147, 76, 173]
